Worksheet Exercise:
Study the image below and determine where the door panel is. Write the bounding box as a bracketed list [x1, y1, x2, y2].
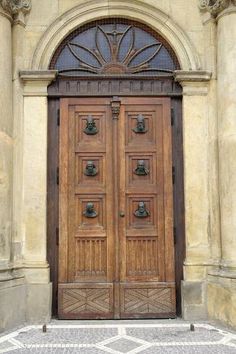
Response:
[58, 97, 175, 319]
[118, 98, 175, 318]
[58, 99, 114, 319]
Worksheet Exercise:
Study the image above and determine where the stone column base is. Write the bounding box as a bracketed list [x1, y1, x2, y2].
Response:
[26, 282, 52, 323]
[208, 274, 236, 328]
[0, 278, 52, 331]
[0, 278, 26, 332]
[181, 280, 208, 320]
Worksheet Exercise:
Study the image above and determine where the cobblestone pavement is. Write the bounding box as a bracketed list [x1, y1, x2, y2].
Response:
[0, 320, 236, 353]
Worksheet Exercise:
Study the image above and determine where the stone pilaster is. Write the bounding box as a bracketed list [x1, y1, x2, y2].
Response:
[217, 4, 236, 273]
[175, 70, 212, 320]
[0, 0, 31, 276]
[199, 0, 236, 328]
[11, 1, 31, 267]
[0, 1, 13, 276]
[200, 0, 236, 274]
[20, 70, 57, 323]
[0, 0, 32, 331]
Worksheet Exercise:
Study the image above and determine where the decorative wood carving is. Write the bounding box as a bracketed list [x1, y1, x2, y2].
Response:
[75, 238, 107, 278]
[120, 286, 175, 317]
[111, 96, 121, 120]
[48, 77, 182, 97]
[58, 285, 113, 319]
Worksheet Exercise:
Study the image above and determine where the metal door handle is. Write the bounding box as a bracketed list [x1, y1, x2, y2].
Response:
[119, 211, 125, 217]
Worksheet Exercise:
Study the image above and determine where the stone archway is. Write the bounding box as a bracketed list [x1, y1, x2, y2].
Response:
[20, 0, 212, 322]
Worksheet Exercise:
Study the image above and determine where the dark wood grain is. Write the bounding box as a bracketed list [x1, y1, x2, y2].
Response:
[171, 97, 185, 316]
[47, 98, 59, 316]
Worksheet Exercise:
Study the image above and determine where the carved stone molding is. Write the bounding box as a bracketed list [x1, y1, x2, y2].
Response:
[0, 0, 31, 24]
[199, 0, 236, 17]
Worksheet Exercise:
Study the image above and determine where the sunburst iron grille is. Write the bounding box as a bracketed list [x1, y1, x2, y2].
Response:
[50, 19, 180, 77]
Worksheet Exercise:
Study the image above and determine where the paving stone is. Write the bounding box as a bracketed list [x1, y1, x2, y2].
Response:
[0, 341, 16, 350]
[140, 345, 236, 354]
[126, 326, 223, 343]
[16, 328, 117, 345]
[0, 321, 236, 354]
[105, 338, 142, 352]
[6, 349, 106, 353]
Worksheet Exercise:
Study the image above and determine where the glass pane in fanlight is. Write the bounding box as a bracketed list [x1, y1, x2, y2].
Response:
[53, 20, 178, 75]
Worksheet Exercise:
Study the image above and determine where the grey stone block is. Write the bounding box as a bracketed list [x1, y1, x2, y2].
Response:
[0, 283, 26, 332]
[26, 283, 52, 323]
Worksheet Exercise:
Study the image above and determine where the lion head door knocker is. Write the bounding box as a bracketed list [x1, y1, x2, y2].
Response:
[84, 161, 98, 176]
[83, 202, 98, 218]
[134, 201, 150, 218]
[83, 115, 99, 135]
[133, 114, 147, 134]
[134, 160, 149, 176]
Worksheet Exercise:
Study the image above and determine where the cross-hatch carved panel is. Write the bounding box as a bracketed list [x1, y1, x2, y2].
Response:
[122, 287, 175, 315]
[59, 287, 113, 317]
[50, 19, 179, 76]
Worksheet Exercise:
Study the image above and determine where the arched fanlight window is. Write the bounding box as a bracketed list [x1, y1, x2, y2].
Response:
[50, 19, 180, 76]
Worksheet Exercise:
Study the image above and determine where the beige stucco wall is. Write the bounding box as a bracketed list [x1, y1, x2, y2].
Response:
[0, 0, 235, 331]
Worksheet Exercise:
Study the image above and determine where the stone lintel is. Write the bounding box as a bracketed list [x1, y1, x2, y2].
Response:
[20, 70, 58, 96]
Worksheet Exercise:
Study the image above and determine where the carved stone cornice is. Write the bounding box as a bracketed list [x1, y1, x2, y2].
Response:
[199, 0, 236, 17]
[0, 0, 31, 24]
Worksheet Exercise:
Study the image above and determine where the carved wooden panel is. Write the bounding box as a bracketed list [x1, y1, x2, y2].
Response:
[127, 195, 157, 230]
[126, 238, 159, 277]
[126, 111, 157, 146]
[76, 196, 106, 231]
[76, 154, 105, 187]
[75, 112, 106, 148]
[127, 153, 156, 187]
[48, 77, 182, 97]
[75, 238, 107, 279]
[120, 283, 176, 318]
[58, 284, 113, 319]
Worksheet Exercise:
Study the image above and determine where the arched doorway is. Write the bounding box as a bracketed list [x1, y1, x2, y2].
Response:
[47, 19, 184, 319]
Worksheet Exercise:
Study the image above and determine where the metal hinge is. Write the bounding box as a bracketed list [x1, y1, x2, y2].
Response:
[56, 227, 59, 246]
[173, 227, 177, 244]
[171, 108, 174, 126]
[172, 166, 175, 184]
[57, 108, 60, 126]
[56, 167, 59, 185]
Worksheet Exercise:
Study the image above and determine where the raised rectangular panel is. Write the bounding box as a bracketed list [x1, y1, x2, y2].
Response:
[76, 196, 106, 231]
[126, 238, 159, 277]
[120, 283, 176, 319]
[76, 153, 105, 187]
[75, 238, 107, 279]
[75, 112, 106, 147]
[58, 283, 113, 319]
[127, 195, 157, 230]
[125, 112, 156, 146]
[127, 153, 156, 187]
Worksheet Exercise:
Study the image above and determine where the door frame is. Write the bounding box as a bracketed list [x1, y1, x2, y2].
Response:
[47, 76, 185, 317]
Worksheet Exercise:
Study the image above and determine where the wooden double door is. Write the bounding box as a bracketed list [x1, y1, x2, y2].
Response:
[58, 97, 175, 319]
